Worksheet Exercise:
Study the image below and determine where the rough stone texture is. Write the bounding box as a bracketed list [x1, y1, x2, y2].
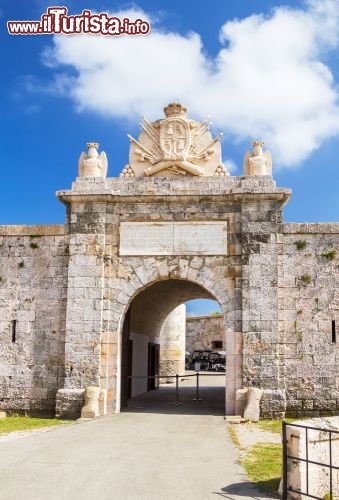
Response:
[55, 389, 84, 419]
[0, 225, 67, 416]
[243, 387, 263, 422]
[0, 172, 338, 419]
[260, 389, 287, 419]
[280, 224, 339, 418]
[186, 314, 225, 352]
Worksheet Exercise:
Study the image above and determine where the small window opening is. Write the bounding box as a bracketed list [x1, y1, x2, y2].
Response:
[11, 320, 17, 343]
[212, 340, 223, 349]
[332, 320, 336, 343]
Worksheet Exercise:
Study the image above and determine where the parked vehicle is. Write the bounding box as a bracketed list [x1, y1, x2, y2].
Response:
[186, 350, 226, 371]
[211, 362, 226, 372]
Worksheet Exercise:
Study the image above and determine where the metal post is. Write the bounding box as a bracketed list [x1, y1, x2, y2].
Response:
[329, 431, 333, 499]
[171, 374, 182, 406]
[193, 371, 202, 401]
[282, 421, 287, 500]
[306, 427, 309, 496]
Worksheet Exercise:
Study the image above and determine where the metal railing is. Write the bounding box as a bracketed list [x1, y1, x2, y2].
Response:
[282, 421, 339, 500]
[126, 371, 225, 406]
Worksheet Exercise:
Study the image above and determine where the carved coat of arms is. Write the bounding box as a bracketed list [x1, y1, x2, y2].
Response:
[120, 103, 229, 178]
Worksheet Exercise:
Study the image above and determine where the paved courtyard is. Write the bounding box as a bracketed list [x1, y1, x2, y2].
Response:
[0, 377, 273, 500]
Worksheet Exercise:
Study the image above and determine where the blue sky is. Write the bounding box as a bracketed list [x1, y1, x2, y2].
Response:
[2, 0, 339, 315]
[2, 0, 339, 225]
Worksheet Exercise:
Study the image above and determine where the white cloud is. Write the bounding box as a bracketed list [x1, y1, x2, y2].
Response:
[223, 159, 238, 174]
[42, 1, 339, 167]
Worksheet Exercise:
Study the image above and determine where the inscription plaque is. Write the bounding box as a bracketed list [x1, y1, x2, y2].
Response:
[119, 221, 227, 256]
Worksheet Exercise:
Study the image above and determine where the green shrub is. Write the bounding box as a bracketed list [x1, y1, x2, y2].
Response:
[321, 250, 336, 260]
[294, 240, 307, 250]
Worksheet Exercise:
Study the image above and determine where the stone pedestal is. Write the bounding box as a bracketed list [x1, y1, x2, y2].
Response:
[81, 386, 100, 419]
[243, 387, 263, 422]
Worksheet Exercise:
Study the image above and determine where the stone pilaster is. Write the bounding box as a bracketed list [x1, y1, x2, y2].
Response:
[160, 304, 186, 379]
[240, 191, 288, 417]
[56, 186, 107, 417]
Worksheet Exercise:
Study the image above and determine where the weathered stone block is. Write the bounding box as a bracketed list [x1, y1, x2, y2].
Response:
[260, 389, 286, 418]
[243, 387, 263, 422]
[55, 389, 85, 419]
[81, 386, 100, 419]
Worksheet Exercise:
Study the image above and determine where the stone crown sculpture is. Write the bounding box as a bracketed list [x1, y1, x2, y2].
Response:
[120, 102, 229, 178]
[78, 142, 108, 178]
[243, 141, 272, 176]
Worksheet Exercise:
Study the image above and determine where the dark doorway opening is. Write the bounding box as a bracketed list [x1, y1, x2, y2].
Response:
[120, 308, 133, 409]
[148, 343, 160, 391]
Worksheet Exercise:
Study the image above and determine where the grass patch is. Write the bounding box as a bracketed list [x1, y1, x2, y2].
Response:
[257, 418, 295, 434]
[242, 443, 282, 496]
[0, 416, 69, 435]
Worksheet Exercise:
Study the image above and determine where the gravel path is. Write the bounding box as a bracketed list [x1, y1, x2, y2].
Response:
[227, 420, 282, 482]
[0, 423, 72, 443]
[233, 422, 281, 452]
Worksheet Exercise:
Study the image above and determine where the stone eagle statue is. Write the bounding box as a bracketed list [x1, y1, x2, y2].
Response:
[243, 141, 272, 176]
[78, 142, 108, 178]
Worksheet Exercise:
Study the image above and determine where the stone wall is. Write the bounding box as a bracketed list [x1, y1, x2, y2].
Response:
[186, 314, 225, 352]
[56, 175, 289, 417]
[0, 225, 67, 416]
[280, 223, 339, 417]
[0, 176, 338, 419]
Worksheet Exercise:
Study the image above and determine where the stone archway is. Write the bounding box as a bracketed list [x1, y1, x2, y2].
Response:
[120, 279, 217, 407]
[101, 271, 242, 416]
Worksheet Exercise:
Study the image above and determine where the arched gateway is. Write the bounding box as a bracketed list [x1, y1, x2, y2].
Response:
[2, 103, 338, 420]
[119, 279, 227, 412]
[53, 103, 290, 419]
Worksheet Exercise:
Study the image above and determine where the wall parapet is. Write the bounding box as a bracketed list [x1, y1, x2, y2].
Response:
[283, 222, 339, 234]
[0, 224, 65, 236]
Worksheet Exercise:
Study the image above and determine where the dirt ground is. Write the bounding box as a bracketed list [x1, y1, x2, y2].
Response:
[228, 421, 281, 456]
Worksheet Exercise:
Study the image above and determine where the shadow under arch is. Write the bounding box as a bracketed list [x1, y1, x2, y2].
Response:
[117, 277, 232, 416]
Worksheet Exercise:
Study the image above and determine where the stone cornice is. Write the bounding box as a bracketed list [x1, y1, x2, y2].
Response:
[56, 176, 291, 207]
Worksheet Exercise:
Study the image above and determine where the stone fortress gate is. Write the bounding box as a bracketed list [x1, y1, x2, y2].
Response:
[0, 103, 338, 419]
